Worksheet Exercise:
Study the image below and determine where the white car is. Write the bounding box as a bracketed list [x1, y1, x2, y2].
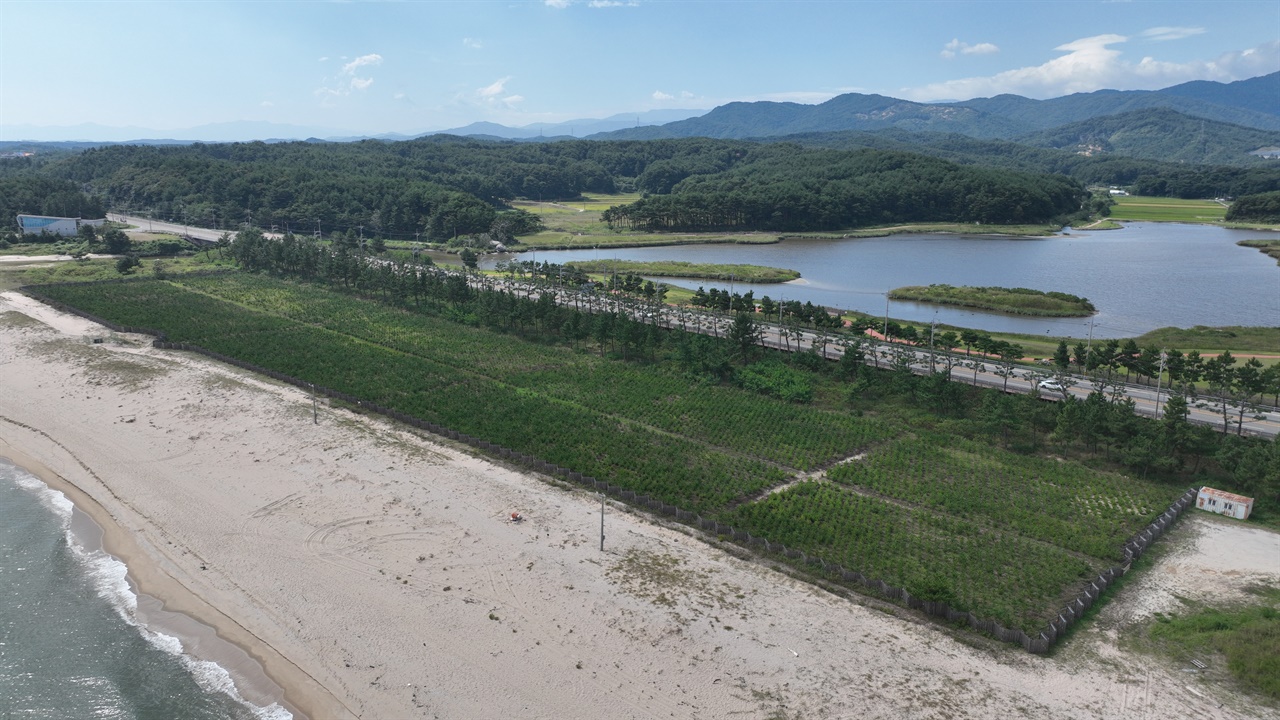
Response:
[1038, 380, 1065, 393]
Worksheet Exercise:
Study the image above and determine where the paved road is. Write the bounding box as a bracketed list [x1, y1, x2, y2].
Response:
[109, 213, 229, 244]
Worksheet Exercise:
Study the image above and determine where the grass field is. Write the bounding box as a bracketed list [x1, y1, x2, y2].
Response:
[1134, 326, 1280, 355]
[1110, 196, 1227, 223]
[32, 272, 1190, 632]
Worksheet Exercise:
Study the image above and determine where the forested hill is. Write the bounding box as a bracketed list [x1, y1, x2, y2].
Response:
[1015, 108, 1280, 166]
[754, 129, 1280, 199]
[602, 150, 1086, 232]
[26, 137, 1084, 237]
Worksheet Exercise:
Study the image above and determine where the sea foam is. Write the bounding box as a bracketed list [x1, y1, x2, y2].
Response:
[6, 462, 291, 720]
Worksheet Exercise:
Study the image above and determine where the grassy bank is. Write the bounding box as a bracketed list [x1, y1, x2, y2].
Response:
[568, 260, 799, 283]
[515, 230, 781, 250]
[1239, 239, 1280, 265]
[785, 222, 1058, 239]
[1134, 326, 1280, 355]
[888, 284, 1096, 317]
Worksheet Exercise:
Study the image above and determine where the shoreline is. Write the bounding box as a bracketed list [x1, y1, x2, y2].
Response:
[0, 438, 332, 720]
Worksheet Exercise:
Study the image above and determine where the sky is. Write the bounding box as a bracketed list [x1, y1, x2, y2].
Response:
[1, 0, 1278, 139]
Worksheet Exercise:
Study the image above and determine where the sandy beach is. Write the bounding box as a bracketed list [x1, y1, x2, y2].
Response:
[1, 288, 1278, 720]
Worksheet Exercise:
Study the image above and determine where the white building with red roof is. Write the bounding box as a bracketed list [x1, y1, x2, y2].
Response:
[1195, 487, 1254, 521]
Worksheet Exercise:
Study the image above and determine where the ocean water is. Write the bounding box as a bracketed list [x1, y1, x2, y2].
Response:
[0, 460, 289, 720]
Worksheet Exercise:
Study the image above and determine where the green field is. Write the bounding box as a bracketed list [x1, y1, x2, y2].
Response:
[31, 272, 1191, 632]
[1110, 196, 1227, 223]
[569, 259, 800, 283]
[888, 284, 1096, 317]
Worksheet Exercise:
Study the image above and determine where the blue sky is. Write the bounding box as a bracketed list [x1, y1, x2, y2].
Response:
[2, 0, 1277, 137]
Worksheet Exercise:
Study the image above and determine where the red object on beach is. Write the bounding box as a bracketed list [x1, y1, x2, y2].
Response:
[511, 512, 522, 522]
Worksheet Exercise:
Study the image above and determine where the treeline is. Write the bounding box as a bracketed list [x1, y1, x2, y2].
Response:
[0, 176, 106, 232]
[604, 150, 1086, 231]
[1226, 190, 1280, 222]
[39, 137, 758, 237]
[31, 137, 1089, 237]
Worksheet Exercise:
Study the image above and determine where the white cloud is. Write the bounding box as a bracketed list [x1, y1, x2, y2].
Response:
[941, 39, 1000, 59]
[318, 56, 329, 62]
[394, 92, 406, 100]
[652, 90, 675, 101]
[342, 54, 383, 75]
[260, 100, 274, 107]
[463, 37, 483, 49]
[903, 36, 1280, 101]
[478, 77, 511, 98]
[589, 0, 639, 7]
[503, 95, 525, 106]
[680, 91, 695, 99]
[545, 0, 571, 7]
[314, 53, 382, 103]
[1142, 26, 1206, 41]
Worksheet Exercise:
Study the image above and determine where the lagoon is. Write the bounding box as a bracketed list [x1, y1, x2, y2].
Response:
[488, 223, 1279, 339]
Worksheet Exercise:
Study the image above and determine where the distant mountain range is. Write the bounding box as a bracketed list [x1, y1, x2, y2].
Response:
[0, 110, 704, 146]
[3, 73, 1276, 168]
[591, 72, 1280, 142]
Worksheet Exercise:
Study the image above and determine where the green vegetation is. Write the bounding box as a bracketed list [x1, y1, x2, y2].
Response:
[1110, 195, 1227, 223]
[0, 176, 105, 233]
[764, 128, 1280, 200]
[1227, 191, 1280, 224]
[36, 254, 1279, 635]
[516, 230, 780, 250]
[568, 260, 799, 283]
[788, 223, 1059, 239]
[1134, 326, 1280, 354]
[604, 150, 1085, 232]
[888, 284, 1096, 317]
[1018, 108, 1280, 167]
[1239, 239, 1280, 265]
[32, 138, 1085, 241]
[1145, 587, 1280, 700]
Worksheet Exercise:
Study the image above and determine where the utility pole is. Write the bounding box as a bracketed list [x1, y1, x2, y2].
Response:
[600, 494, 605, 551]
[929, 316, 937, 372]
[1153, 350, 1168, 419]
[311, 384, 318, 424]
[883, 292, 890, 342]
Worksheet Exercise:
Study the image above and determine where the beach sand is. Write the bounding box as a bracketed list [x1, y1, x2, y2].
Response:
[1, 289, 1277, 720]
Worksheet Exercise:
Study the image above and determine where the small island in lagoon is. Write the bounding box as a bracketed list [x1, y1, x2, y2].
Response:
[889, 284, 1097, 317]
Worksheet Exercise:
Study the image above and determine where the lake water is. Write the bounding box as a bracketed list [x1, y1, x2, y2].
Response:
[488, 223, 1279, 339]
[0, 460, 288, 720]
